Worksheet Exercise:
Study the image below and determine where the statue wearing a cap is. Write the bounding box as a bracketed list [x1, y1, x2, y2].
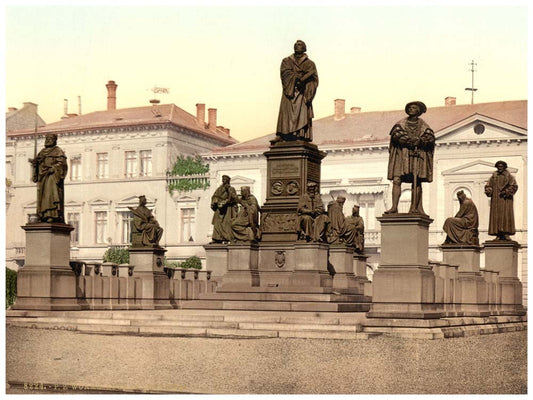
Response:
[385, 101, 435, 215]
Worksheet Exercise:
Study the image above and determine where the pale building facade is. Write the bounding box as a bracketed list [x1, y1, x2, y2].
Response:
[6, 81, 236, 269]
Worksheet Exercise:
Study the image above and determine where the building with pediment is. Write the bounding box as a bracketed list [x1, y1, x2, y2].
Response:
[200, 98, 527, 301]
[6, 81, 236, 269]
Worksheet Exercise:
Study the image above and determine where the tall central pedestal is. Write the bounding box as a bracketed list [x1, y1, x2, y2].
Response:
[260, 140, 325, 242]
[367, 214, 442, 319]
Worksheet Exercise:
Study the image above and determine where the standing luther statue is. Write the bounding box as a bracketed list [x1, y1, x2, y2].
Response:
[385, 101, 435, 215]
[28, 133, 68, 223]
[273, 40, 318, 143]
[484, 161, 518, 241]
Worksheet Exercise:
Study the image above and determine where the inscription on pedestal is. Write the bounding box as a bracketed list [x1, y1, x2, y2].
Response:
[271, 160, 300, 177]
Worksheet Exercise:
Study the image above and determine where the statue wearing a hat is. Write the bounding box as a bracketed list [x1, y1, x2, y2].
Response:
[385, 101, 435, 215]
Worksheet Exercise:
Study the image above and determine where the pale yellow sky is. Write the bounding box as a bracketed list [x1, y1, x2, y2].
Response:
[4, 2, 528, 143]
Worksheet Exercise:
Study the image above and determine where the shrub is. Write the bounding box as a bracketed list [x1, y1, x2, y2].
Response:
[103, 247, 130, 264]
[6, 268, 17, 309]
[180, 256, 203, 270]
[164, 256, 203, 270]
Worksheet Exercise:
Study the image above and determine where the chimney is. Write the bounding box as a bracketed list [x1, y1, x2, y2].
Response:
[78, 95, 82, 115]
[208, 108, 217, 131]
[350, 107, 361, 114]
[224, 127, 231, 136]
[334, 99, 345, 120]
[445, 96, 456, 107]
[196, 103, 206, 127]
[8, 107, 17, 112]
[106, 80, 117, 111]
[61, 99, 69, 119]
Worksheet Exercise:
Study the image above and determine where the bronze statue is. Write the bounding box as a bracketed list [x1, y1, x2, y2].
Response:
[344, 205, 365, 253]
[128, 195, 164, 247]
[297, 182, 328, 242]
[231, 186, 260, 243]
[29, 133, 68, 223]
[484, 161, 518, 241]
[442, 190, 479, 245]
[326, 196, 346, 244]
[210, 175, 238, 243]
[384, 101, 435, 215]
[273, 40, 318, 143]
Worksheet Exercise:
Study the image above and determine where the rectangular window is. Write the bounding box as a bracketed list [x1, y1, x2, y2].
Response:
[70, 157, 82, 181]
[95, 211, 108, 244]
[118, 211, 133, 244]
[140, 150, 152, 177]
[67, 212, 80, 245]
[96, 153, 109, 179]
[124, 151, 137, 178]
[181, 208, 196, 242]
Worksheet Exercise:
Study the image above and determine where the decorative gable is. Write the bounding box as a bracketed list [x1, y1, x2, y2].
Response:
[442, 160, 518, 176]
[436, 114, 527, 143]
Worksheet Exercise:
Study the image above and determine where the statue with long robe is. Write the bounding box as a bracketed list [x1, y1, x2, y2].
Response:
[385, 101, 435, 215]
[326, 196, 346, 244]
[344, 205, 365, 253]
[211, 175, 238, 243]
[29, 133, 68, 223]
[443, 190, 479, 245]
[128, 195, 163, 247]
[231, 186, 260, 243]
[273, 40, 318, 143]
[297, 182, 328, 242]
[484, 160, 518, 240]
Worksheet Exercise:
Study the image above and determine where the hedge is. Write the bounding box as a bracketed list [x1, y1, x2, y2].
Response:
[6, 268, 17, 309]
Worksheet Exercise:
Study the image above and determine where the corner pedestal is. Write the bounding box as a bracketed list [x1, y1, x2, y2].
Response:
[128, 247, 171, 309]
[13, 223, 81, 311]
[484, 240, 525, 315]
[219, 243, 260, 290]
[368, 215, 442, 319]
[290, 242, 332, 288]
[441, 244, 481, 272]
[330, 245, 359, 290]
[204, 243, 229, 285]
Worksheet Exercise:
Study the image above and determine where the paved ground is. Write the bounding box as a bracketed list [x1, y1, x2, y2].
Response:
[5, 326, 527, 394]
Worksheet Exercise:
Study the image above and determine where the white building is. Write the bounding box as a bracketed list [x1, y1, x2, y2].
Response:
[201, 98, 527, 301]
[6, 81, 236, 268]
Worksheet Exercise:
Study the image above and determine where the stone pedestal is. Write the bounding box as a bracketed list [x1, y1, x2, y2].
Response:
[368, 215, 442, 319]
[128, 247, 170, 309]
[260, 141, 326, 242]
[219, 243, 260, 290]
[13, 223, 81, 311]
[454, 272, 490, 316]
[204, 243, 228, 285]
[441, 244, 481, 272]
[330, 245, 359, 290]
[290, 242, 332, 287]
[483, 240, 525, 315]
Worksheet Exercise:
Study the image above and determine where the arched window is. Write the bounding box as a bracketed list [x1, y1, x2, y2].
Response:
[452, 187, 473, 215]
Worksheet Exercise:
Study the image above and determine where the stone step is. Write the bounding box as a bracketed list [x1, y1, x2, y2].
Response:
[199, 291, 367, 302]
[6, 318, 377, 340]
[180, 300, 371, 312]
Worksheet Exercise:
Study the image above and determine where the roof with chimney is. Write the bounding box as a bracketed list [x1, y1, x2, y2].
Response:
[208, 100, 527, 155]
[6, 103, 237, 145]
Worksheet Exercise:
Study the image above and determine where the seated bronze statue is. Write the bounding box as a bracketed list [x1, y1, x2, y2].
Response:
[128, 195, 164, 247]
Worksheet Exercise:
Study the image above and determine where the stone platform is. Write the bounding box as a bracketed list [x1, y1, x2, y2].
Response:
[6, 308, 526, 340]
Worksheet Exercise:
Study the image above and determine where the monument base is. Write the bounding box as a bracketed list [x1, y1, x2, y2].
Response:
[128, 247, 171, 310]
[12, 223, 81, 311]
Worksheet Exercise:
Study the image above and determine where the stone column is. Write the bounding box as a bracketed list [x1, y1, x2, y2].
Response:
[13, 223, 81, 311]
[484, 240, 525, 315]
[128, 247, 171, 309]
[219, 243, 260, 291]
[367, 215, 442, 319]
